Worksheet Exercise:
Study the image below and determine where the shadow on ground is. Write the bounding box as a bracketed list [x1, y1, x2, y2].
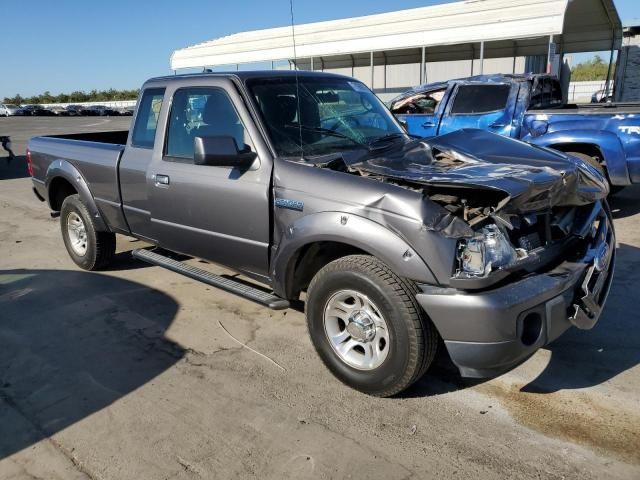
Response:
[609, 184, 640, 219]
[0, 156, 29, 180]
[522, 242, 640, 392]
[406, 242, 640, 397]
[0, 269, 182, 461]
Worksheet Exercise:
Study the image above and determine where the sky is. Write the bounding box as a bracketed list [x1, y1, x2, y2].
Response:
[0, 0, 637, 98]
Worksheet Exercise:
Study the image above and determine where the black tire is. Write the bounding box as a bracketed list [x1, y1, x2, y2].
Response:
[60, 194, 115, 271]
[306, 255, 438, 397]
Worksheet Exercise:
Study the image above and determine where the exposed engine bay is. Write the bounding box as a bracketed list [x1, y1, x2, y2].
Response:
[298, 129, 610, 283]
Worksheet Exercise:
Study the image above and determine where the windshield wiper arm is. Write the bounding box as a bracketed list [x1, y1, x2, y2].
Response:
[284, 124, 370, 150]
[368, 133, 406, 148]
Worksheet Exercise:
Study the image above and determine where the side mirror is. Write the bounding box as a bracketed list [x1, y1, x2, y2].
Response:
[194, 136, 257, 167]
[397, 118, 408, 132]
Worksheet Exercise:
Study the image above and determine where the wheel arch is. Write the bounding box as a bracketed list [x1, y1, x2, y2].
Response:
[45, 160, 110, 231]
[271, 212, 439, 299]
[527, 130, 630, 186]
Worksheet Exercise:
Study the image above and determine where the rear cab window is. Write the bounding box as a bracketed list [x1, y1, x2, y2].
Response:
[450, 84, 511, 114]
[131, 88, 165, 148]
[529, 77, 563, 110]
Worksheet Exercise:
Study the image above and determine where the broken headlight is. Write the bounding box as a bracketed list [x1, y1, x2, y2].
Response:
[456, 224, 526, 278]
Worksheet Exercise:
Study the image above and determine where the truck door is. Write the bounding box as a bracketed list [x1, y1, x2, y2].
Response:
[438, 83, 516, 137]
[119, 87, 166, 241]
[390, 86, 449, 138]
[147, 82, 272, 279]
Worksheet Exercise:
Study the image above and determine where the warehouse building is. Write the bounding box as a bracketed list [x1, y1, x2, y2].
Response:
[171, 0, 622, 101]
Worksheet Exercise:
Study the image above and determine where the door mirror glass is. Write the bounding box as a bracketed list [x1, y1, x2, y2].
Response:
[194, 135, 257, 167]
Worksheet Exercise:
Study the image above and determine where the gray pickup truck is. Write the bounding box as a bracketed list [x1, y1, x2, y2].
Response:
[28, 71, 615, 396]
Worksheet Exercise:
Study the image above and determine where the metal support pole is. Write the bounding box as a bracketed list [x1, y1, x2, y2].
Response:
[382, 51, 387, 89]
[604, 32, 616, 99]
[370, 51, 374, 89]
[311, 56, 314, 71]
[546, 35, 554, 74]
[479, 41, 485, 75]
[271, 61, 274, 70]
[420, 46, 426, 84]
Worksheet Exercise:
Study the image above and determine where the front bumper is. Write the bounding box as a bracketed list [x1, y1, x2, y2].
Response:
[416, 206, 615, 378]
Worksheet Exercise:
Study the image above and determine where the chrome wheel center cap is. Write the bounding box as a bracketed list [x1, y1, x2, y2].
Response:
[346, 311, 376, 342]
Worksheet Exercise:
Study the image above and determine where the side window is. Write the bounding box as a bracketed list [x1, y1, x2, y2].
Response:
[529, 78, 563, 109]
[131, 88, 165, 148]
[450, 84, 510, 114]
[390, 88, 447, 115]
[165, 87, 253, 161]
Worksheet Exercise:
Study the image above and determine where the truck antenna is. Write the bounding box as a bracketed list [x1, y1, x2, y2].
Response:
[289, 0, 304, 158]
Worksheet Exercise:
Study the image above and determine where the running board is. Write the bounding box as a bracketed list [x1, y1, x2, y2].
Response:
[132, 249, 290, 310]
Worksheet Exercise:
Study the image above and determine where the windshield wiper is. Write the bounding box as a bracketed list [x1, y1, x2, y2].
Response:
[367, 133, 406, 149]
[285, 124, 370, 150]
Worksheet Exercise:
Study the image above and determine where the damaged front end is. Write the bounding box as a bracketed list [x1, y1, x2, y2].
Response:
[341, 129, 610, 288]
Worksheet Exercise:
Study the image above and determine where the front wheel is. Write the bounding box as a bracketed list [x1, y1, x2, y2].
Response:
[306, 255, 438, 397]
[60, 194, 116, 271]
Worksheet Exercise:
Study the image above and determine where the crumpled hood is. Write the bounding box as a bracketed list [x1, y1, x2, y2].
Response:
[349, 129, 608, 211]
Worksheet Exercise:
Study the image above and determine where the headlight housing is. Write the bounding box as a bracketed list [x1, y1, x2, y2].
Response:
[456, 224, 526, 278]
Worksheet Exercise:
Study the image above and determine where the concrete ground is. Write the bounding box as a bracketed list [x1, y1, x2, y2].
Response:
[0, 116, 639, 480]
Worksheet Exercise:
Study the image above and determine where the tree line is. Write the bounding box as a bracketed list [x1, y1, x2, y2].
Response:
[570, 55, 614, 82]
[3, 88, 140, 105]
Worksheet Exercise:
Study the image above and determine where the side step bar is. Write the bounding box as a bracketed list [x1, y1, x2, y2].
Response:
[132, 249, 290, 310]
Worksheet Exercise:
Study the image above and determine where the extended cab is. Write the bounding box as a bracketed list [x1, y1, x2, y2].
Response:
[28, 72, 614, 396]
[390, 74, 640, 191]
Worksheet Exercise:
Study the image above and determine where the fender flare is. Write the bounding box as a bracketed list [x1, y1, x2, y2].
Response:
[524, 129, 630, 186]
[271, 211, 439, 298]
[45, 159, 110, 231]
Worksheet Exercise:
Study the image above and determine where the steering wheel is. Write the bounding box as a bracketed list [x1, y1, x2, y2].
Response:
[327, 115, 361, 132]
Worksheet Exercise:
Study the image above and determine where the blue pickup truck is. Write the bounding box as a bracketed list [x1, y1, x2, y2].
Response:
[390, 74, 640, 191]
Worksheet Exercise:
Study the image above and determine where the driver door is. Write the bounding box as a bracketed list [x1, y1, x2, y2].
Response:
[391, 87, 450, 138]
[147, 82, 272, 279]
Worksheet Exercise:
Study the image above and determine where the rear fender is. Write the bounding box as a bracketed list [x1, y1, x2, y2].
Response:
[45, 159, 110, 231]
[271, 212, 438, 298]
[524, 130, 630, 186]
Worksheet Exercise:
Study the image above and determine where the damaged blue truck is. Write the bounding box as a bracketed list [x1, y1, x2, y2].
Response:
[391, 74, 640, 193]
[28, 71, 615, 396]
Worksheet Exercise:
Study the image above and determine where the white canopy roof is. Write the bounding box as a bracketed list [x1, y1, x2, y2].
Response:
[171, 0, 621, 70]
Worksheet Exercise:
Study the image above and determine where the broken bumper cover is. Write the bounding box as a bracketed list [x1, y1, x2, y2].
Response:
[416, 212, 615, 378]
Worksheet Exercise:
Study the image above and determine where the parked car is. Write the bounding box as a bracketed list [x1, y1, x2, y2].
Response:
[591, 89, 613, 103]
[27, 72, 614, 397]
[65, 105, 84, 116]
[22, 105, 56, 116]
[0, 104, 22, 116]
[49, 106, 71, 116]
[79, 105, 120, 116]
[390, 74, 640, 193]
[119, 107, 134, 116]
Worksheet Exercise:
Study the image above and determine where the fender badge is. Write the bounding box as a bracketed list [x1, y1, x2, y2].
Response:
[275, 198, 304, 212]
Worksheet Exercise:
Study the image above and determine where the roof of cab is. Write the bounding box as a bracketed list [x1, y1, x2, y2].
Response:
[390, 73, 554, 104]
[144, 70, 356, 85]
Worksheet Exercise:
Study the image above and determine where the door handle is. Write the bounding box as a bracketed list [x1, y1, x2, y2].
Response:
[154, 174, 170, 186]
[422, 121, 436, 127]
[489, 123, 508, 129]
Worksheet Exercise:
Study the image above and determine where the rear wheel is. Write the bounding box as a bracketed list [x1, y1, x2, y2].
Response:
[306, 255, 438, 397]
[60, 194, 115, 271]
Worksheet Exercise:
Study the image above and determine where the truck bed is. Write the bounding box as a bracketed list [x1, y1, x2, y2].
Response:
[29, 131, 129, 232]
[45, 130, 129, 144]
